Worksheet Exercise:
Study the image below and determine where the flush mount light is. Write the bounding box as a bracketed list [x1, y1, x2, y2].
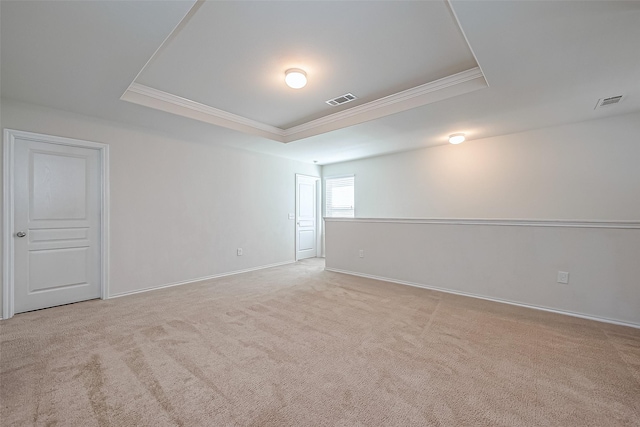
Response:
[449, 133, 466, 144]
[285, 68, 307, 89]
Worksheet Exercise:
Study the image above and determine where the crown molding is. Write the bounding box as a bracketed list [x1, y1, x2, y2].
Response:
[282, 67, 485, 140]
[446, 0, 490, 87]
[121, 67, 486, 144]
[122, 83, 286, 141]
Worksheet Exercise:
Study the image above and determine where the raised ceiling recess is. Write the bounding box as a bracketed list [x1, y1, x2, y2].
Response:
[121, 0, 488, 143]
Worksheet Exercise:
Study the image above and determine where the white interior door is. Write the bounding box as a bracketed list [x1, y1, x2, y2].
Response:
[296, 174, 318, 260]
[10, 134, 102, 314]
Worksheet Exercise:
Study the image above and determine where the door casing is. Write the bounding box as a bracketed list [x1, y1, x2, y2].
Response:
[2, 129, 110, 320]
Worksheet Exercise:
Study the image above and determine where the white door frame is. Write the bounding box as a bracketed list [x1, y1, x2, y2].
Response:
[295, 174, 321, 261]
[2, 129, 110, 320]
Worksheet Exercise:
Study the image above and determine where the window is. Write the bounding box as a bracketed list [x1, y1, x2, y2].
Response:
[325, 175, 355, 218]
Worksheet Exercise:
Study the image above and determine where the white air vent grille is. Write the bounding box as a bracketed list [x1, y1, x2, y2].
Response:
[595, 95, 624, 109]
[326, 93, 357, 106]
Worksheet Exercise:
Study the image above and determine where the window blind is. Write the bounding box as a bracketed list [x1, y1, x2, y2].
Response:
[325, 175, 355, 218]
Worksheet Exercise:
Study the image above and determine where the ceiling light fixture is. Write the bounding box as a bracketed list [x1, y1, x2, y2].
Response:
[285, 68, 307, 89]
[449, 133, 465, 144]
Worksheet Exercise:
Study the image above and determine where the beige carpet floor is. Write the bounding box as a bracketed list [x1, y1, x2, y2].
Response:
[1, 258, 639, 426]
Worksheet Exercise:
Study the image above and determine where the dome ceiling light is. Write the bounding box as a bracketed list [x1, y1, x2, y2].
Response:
[449, 133, 465, 144]
[285, 68, 307, 89]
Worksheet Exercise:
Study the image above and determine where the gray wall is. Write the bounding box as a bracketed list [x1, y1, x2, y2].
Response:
[325, 219, 640, 326]
[322, 112, 640, 327]
[1, 99, 319, 308]
[323, 112, 640, 221]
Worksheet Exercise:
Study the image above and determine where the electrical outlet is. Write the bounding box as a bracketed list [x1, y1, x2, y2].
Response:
[557, 271, 569, 284]
[237, 248, 243, 256]
[359, 249, 364, 258]
[288, 213, 294, 220]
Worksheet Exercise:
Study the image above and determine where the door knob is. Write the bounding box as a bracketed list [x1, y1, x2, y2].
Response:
[16, 231, 26, 238]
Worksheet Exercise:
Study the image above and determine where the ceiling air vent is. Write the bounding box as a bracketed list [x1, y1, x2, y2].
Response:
[326, 93, 357, 107]
[594, 95, 624, 109]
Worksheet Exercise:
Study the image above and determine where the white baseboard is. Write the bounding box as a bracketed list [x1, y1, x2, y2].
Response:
[325, 267, 640, 330]
[109, 260, 296, 299]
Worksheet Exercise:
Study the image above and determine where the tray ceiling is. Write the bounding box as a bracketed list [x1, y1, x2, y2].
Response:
[5, 1, 637, 164]
[122, 0, 488, 143]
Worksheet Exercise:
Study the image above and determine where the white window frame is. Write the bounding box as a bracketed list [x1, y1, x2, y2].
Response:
[324, 174, 355, 218]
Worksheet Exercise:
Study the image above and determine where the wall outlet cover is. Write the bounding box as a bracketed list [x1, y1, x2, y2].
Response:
[237, 248, 243, 256]
[557, 271, 569, 284]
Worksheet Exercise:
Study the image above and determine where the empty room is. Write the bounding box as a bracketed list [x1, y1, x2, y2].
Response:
[1, 1, 639, 426]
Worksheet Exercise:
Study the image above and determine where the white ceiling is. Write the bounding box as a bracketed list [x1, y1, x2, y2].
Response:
[135, 0, 477, 128]
[2, 1, 639, 165]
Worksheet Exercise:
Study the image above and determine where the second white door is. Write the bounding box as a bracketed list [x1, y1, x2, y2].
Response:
[296, 175, 318, 260]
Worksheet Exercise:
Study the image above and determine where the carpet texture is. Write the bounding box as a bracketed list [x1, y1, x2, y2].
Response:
[1, 258, 639, 426]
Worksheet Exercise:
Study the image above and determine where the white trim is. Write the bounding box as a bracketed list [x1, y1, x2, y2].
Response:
[121, 69, 486, 144]
[124, 83, 285, 138]
[323, 173, 356, 180]
[3, 132, 15, 320]
[123, 1, 205, 95]
[316, 179, 322, 258]
[325, 267, 640, 329]
[109, 260, 295, 299]
[446, 0, 490, 87]
[323, 217, 640, 229]
[2, 129, 110, 320]
[283, 68, 484, 138]
[100, 145, 110, 300]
